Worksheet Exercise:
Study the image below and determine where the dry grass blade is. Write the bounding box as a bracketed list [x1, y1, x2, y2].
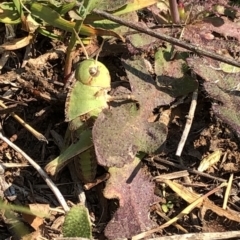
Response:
[146, 231, 240, 240]
[154, 157, 226, 182]
[223, 173, 233, 210]
[154, 170, 189, 180]
[164, 179, 240, 222]
[132, 182, 227, 240]
[0, 162, 29, 168]
[0, 34, 33, 53]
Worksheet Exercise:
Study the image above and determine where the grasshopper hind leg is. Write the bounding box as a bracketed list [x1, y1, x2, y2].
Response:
[73, 147, 97, 183]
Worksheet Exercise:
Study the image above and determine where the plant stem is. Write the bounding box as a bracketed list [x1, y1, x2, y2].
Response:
[169, 0, 180, 23]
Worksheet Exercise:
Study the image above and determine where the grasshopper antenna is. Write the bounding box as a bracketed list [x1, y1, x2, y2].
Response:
[73, 28, 89, 59]
[90, 39, 105, 76]
[95, 39, 105, 63]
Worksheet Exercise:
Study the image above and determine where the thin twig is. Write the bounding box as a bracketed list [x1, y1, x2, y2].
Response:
[0, 132, 69, 212]
[92, 9, 240, 68]
[0, 96, 27, 106]
[84, 173, 110, 190]
[153, 156, 226, 182]
[176, 88, 198, 156]
[0, 101, 48, 142]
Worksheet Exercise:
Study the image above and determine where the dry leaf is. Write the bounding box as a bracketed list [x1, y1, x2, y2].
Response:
[22, 204, 50, 230]
[198, 150, 222, 172]
[104, 157, 157, 239]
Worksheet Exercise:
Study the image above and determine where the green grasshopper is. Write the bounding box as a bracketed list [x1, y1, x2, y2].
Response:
[65, 58, 111, 183]
[45, 0, 111, 183]
[45, 58, 111, 183]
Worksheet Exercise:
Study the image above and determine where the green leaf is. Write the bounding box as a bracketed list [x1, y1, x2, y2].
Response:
[52, 0, 76, 15]
[30, 2, 124, 38]
[49, 0, 65, 8]
[80, 0, 102, 18]
[97, 0, 131, 11]
[63, 205, 92, 238]
[112, 0, 158, 14]
[37, 27, 63, 40]
[155, 44, 198, 97]
[87, 0, 158, 35]
[0, 2, 20, 24]
[30, 2, 75, 32]
[220, 62, 240, 73]
[80, 0, 101, 15]
[187, 56, 240, 139]
[161, 204, 169, 213]
[12, 0, 26, 23]
[65, 59, 111, 122]
[12, 0, 22, 17]
[0, 200, 49, 218]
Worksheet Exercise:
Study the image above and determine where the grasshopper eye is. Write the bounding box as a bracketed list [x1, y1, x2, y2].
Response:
[89, 65, 98, 77]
